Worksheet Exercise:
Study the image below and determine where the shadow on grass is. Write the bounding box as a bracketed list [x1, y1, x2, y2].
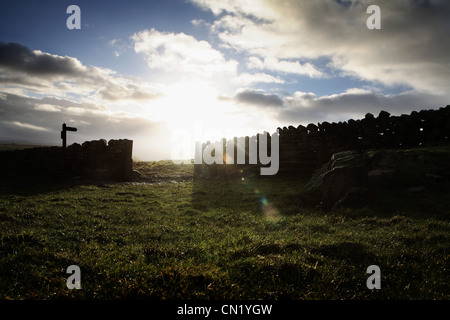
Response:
[192, 170, 315, 210]
[0, 161, 174, 197]
[192, 172, 450, 221]
[311, 242, 377, 265]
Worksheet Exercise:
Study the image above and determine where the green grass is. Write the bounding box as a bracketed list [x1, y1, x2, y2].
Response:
[0, 158, 449, 300]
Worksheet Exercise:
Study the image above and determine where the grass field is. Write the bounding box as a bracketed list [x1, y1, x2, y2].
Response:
[0, 151, 449, 300]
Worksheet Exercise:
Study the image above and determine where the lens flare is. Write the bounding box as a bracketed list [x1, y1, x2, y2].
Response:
[242, 178, 280, 220]
[260, 196, 279, 221]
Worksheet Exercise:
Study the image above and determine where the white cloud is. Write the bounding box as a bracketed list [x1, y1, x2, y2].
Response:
[191, 19, 208, 27]
[193, 0, 450, 94]
[232, 72, 284, 85]
[132, 28, 238, 78]
[8, 121, 51, 132]
[108, 38, 132, 58]
[34, 103, 61, 112]
[247, 56, 323, 78]
[190, 0, 277, 20]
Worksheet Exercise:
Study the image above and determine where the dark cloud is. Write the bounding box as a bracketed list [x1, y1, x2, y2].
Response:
[277, 91, 450, 125]
[224, 87, 448, 127]
[0, 42, 85, 76]
[0, 42, 163, 102]
[234, 89, 283, 107]
[0, 73, 48, 88]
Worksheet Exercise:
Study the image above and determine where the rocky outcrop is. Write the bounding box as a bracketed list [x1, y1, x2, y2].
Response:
[305, 149, 403, 208]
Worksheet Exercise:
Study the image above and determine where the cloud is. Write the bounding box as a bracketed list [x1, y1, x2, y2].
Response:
[0, 91, 161, 145]
[231, 89, 284, 107]
[132, 28, 238, 78]
[247, 56, 323, 78]
[190, 0, 276, 19]
[232, 72, 284, 85]
[191, 19, 209, 27]
[96, 82, 162, 101]
[0, 42, 171, 159]
[0, 42, 86, 76]
[191, 0, 450, 93]
[223, 86, 449, 127]
[278, 89, 450, 125]
[0, 42, 163, 102]
[7, 121, 51, 132]
[108, 38, 132, 58]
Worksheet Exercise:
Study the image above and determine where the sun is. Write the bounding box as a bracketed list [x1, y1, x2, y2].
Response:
[154, 80, 249, 140]
[163, 81, 224, 126]
[139, 79, 277, 161]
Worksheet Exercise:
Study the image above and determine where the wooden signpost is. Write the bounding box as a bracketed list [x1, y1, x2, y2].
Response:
[61, 123, 77, 148]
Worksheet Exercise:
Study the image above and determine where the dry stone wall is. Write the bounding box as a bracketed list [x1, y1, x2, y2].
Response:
[194, 106, 450, 179]
[0, 139, 133, 182]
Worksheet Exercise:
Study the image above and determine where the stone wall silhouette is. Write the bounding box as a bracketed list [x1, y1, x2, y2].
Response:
[0, 139, 133, 182]
[194, 105, 450, 179]
[194, 134, 274, 178]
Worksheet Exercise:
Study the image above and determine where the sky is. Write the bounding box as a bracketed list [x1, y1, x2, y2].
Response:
[0, 0, 449, 160]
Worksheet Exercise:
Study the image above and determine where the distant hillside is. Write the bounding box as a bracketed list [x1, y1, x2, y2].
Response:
[0, 143, 54, 151]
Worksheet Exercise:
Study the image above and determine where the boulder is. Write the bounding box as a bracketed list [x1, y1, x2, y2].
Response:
[366, 150, 401, 169]
[330, 150, 363, 169]
[304, 162, 330, 190]
[424, 173, 446, 182]
[305, 150, 366, 208]
[321, 163, 366, 208]
[367, 169, 396, 187]
[334, 187, 369, 208]
[305, 149, 404, 208]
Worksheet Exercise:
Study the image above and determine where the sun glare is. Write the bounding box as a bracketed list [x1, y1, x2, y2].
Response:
[161, 81, 224, 126]
[152, 81, 251, 157]
[136, 78, 280, 161]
